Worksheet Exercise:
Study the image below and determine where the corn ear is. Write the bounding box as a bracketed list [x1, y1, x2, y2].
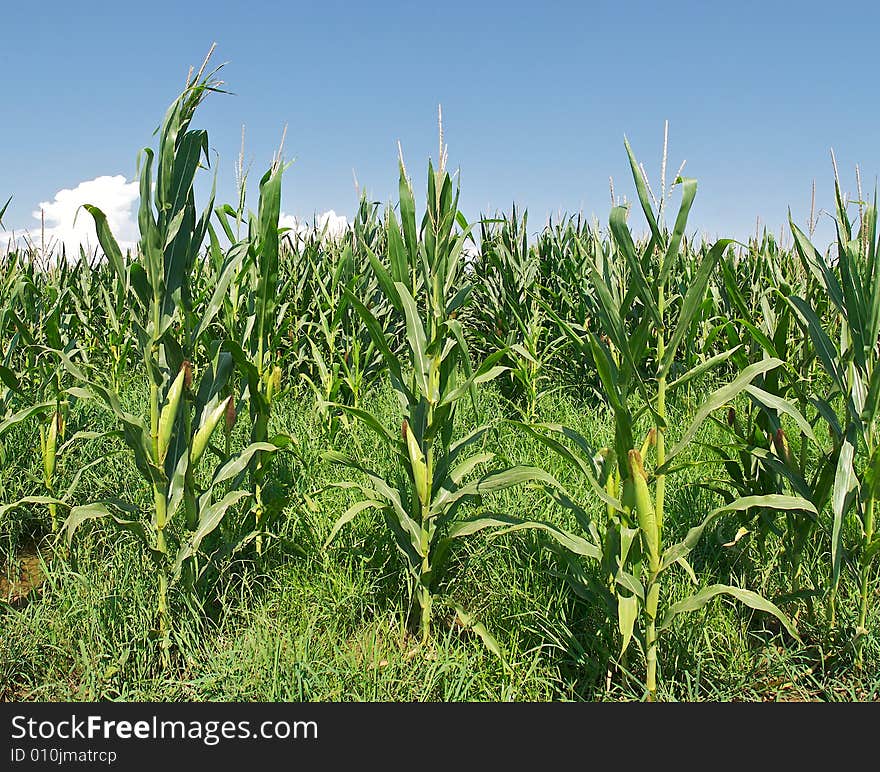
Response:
[772, 428, 794, 468]
[191, 396, 232, 465]
[428, 355, 441, 405]
[628, 449, 659, 572]
[403, 420, 429, 506]
[44, 415, 58, 485]
[182, 359, 193, 390]
[264, 364, 282, 403]
[224, 395, 237, 433]
[157, 367, 186, 463]
[620, 475, 636, 527]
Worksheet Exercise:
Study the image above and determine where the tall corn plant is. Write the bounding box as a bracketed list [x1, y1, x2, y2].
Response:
[324, 153, 555, 645]
[504, 141, 805, 699]
[703, 240, 837, 614]
[63, 54, 279, 667]
[784, 182, 880, 662]
[212, 154, 293, 555]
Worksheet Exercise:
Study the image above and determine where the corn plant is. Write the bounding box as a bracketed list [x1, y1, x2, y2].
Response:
[702, 249, 838, 615]
[211, 154, 292, 555]
[784, 181, 880, 663]
[300, 238, 385, 436]
[0, 254, 102, 531]
[300, 242, 359, 435]
[1, 253, 26, 470]
[88, 253, 139, 392]
[499, 141, 806, 699]
[324, 153, 556, 646]
[62, 54, 280, 667]
[2, 259, 85, 531]
[470, 209, 565, 420]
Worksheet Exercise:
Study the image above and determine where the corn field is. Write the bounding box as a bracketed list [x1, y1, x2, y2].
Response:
[1, 54, 878, 702]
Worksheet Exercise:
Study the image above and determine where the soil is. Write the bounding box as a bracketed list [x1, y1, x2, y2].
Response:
[0, 541, 48, 607]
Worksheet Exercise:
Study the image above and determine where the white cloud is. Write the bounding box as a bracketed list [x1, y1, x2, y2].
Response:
[280, 209, 349, 242]
[39, 175, 139, 256]
[1, 176, 351, 259]
[2, 175, 139, 259]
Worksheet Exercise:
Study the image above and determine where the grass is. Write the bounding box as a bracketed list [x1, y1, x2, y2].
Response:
[2, 376, 877, 701]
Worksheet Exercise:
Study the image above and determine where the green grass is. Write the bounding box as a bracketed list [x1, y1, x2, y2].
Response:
[2, 376, 877, 701]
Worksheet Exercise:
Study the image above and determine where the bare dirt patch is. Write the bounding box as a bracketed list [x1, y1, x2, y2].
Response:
[1, 541, 49, 607]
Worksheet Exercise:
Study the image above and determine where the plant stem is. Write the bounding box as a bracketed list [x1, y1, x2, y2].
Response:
[645, 582, 660, 700]
[656, 285, 666, 539]
[857, 494, 875, 665]
[419, 400, 436, 644]
[157, 566, 170, 670]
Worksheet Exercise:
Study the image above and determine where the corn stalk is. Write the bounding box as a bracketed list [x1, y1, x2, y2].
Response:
[62, 53, 280, 668]
[785, 182, 880, 663]
[500, 140, 805, 699]
[324, 155, 554, 648]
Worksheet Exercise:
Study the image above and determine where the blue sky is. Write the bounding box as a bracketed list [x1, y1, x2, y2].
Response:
[3, 0, 879, 251]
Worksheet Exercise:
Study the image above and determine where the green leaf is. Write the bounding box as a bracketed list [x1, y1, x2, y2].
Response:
[0, 194, 11, 227]
[62, 454, 116, 501]
[623, 137, 662, 245]
[0, 495, 68, 519]
[252, 161, 283, 359]
[211, 441, 280, 488]
[658, 584, 801, 641]
[618, 593, 640, 656]
[660, 239, 732, 378]
[324, 499, 385, 548]
[193, 240, 248, 344]
[0, 401, 56, 439]
[326, 403, 404, 454]
[64, 503, 151, 552]
[451, 602, 507, 665]
[609, 205, 661, 327]
[396, 282, 432, 401]
[398, 161, 418, 268]
[863, 535, 880, 565]
[323, 451, 422, 557]
[435, 466, 562, 518]
[510, 421, 622, 512]
[661, 494, 817, 570]
[438, 349, 508, 407]
[662, 358, 783, 468]
[486, 518, 602, 560]
[784, 295, 848, 399]
[172, 489, 251, 578]
[345, 289, 405, 390]
[585, 262, 637, 385]
[82, 204, 126, 281]
[743, 384, 818, 443]
[660, 177, 698, 283]
[365, 240, 403, 310]
[0, 365, 20, 393]
[666, 346, 742, 393]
